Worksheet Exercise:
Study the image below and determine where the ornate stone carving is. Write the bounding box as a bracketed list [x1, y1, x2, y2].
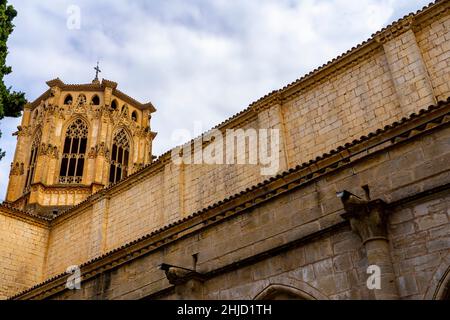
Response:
[13, 125, 30, 137]
[73, 94, 88, 114]
[50, 88, 56, 97]
[160, 264, 205, 286]
[35, 108, 45, 125]
[134, 126, 148, 138]
[10, 162, 24, 176]
[111, 106, 135, 128]
[39, 143, 59, 159]
[88, 142, 110, 159]
[91, 108, 102, 119]
[338, 190, 388, 243]
[133, 162, 145, 172]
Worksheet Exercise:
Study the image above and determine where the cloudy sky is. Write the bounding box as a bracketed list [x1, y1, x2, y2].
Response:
[0, 0, 432, 200]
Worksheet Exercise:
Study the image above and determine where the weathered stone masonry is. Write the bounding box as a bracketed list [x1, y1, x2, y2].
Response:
[10, 97, 450, 300]
[1, 0, 450, 300]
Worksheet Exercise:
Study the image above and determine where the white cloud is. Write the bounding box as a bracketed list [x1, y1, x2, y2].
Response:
[0, 0, 431, 200]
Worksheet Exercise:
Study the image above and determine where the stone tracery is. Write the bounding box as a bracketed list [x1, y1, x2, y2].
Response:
[109, 128, 130, 184]
[59, 119, 88, 184]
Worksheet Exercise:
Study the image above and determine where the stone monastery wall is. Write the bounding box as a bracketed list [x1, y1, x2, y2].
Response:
[0, 207, 48, 299]
[1, 0, 449, 299]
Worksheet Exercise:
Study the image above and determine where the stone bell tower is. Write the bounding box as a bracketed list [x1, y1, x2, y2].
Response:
[5, 76, 157, 216]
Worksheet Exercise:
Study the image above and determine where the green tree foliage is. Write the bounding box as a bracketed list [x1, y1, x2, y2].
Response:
[0, 0, 26, 160]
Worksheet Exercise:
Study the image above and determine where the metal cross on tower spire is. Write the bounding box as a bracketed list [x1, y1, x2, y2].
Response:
[94, 61, 101, 82]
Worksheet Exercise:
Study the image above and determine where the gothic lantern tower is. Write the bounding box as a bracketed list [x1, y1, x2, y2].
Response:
[5, 77, 157, 216]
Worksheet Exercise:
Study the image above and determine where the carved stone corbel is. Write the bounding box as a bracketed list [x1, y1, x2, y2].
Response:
[160, 263, 205, 286]
[160, 263, 205, 299]
[338, 188, 399, 300]
[339, 191, 387, 244]
[9, 162, 24, 176]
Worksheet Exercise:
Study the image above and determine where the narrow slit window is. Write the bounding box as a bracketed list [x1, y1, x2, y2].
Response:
[23, 133, 41, 193]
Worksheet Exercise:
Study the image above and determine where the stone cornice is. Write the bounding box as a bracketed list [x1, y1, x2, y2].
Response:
[251, 91, 282, 113]
[9, 183, 102, 212]
[0, 203, 50, 228]
[30, 78, 156, 112]
[374, 16, 414, 44]
[113, 88, 156, 113]
[30, 182, 95, 194]
[215, 108, 258, 131]
[280, 42, 384, 104]
[412, 0, 450, 31]
[280, 0, 446, 101]
[9, 96, 450, 300]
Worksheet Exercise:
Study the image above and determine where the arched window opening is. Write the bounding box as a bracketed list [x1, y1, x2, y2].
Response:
[91, 95, 100, 105]
[131, 111, 138, 122]
[111, 99, 118, 110]
[23, 133, 41, 193]
[76, 94, 87, 105]
[64, 94, 73, 105]
[59, 119, 88, 184]
[32, 110, 39, 120]
[109, 129, 130, 184]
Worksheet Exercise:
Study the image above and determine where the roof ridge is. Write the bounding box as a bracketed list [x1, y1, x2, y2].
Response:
[0, 203, 51, 222]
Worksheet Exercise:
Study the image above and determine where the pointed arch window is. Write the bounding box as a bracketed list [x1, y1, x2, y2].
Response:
[111, 99, 118, 110]
[131, 111, 138, 122]
[109, 129, 130, 184]
[23, 133, 41, 193]
[64, 94, 73, 105]
[91, 95, 100, 105]
[59, 119, 88, 184]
